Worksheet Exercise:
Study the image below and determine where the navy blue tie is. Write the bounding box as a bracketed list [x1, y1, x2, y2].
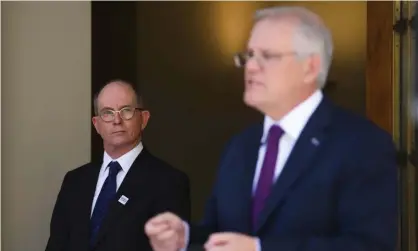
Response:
[90, 161, 121, 245]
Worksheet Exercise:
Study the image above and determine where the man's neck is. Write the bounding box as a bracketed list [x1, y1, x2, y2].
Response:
[104, 140, 140, 159]
[265, 89, 317, 121]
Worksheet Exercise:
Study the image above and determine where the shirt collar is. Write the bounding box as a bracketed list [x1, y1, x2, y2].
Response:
[102, 141, 143, 173]
[261, 90, 323, 143]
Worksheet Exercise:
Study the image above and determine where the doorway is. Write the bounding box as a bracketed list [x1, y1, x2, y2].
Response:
[91, 2, 413, 249]
[367, 1, 417, 251]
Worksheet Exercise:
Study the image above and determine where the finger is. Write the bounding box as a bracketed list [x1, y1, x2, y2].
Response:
[155, 229, 177, 242]
[204, 233, 234, 249]
[204, 240, 228, 250]
[205, 246, 227, 251]
[150, 237, 174, 250]
[145, 222, 170, 236]
[206, 232, 235, 245]
[204, 240, 227, 250]
[148, 212, 180, 225]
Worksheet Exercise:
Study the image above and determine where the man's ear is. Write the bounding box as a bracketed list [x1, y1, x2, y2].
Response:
[140, 110, 151, 131]
[92, 116, 100, 134]
[302, 54, 321, 84]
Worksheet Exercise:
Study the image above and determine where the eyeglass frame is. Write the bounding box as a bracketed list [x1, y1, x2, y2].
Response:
[233, 50, 304, 68]
[97, 106, 147, 122]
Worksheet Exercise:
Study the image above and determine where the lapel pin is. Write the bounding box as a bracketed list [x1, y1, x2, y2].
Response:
[118, 195, 129, 205]
[311, 137, 320, 146]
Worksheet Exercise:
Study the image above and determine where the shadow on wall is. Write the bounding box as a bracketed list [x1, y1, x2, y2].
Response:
[136, 1, 366, 220]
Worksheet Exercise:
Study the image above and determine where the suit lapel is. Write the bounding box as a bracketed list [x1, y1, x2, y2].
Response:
[92, 148, 152, 247]
[255, 98, 334, 232]
[237, 124, 263, 234]
[75, 162, 102, 249]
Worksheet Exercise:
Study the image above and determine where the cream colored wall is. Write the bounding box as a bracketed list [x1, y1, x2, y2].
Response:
[2, 2, 91, 251]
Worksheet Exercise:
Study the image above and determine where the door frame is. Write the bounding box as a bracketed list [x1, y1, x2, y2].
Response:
[366, 2, 416, 251]
[366, 1, 396, 137]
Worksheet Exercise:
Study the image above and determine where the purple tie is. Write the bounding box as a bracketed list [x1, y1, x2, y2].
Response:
[252, 125, 284, 228]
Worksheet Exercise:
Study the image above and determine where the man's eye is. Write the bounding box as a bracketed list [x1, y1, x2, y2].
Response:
[261, 52, 275, 60]
[122, 108, 134, 112]
[247, 51, 255, 58]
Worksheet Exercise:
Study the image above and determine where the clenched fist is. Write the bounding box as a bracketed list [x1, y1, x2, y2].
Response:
[144, 212, 186, 251]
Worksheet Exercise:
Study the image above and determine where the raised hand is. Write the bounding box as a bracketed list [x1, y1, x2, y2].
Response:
[144, 212, 186, 251]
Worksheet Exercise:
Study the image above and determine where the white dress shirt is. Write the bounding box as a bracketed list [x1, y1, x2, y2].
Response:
[91, 142, 143, 215]
[252, 90, 323, 192]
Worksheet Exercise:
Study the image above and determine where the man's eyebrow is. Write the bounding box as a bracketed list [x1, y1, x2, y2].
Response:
[99, 105, 133, 111]
[99, 106, 114, 111]
[246, 47, 277, 53]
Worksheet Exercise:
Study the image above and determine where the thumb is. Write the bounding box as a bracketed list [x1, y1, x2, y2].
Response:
[204, 232, 234, 249]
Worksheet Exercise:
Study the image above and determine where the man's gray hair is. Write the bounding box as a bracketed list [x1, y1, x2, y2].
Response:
[254, 6, 333, 88]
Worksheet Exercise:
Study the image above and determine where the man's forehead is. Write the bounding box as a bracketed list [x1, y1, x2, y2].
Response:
[101, 81, 133, 93]
[248, 19, 295, 50]
[98, 84, 136, 106]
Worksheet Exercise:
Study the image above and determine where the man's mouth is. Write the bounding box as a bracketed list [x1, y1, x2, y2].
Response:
[247, 80, 263, 87]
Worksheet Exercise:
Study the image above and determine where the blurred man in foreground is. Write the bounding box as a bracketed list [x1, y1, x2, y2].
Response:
[145, 6, 398, 251]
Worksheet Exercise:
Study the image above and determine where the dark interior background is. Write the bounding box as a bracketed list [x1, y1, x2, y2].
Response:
[92, 1, 367, 221]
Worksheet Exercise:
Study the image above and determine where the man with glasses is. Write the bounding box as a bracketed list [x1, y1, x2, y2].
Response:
[145, 6, 398, 251]
[45, 80, 190, 251]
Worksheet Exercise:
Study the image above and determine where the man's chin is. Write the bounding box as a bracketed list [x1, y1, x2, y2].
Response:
[243, 92, 262, 108]
[108, 137, 130, 147]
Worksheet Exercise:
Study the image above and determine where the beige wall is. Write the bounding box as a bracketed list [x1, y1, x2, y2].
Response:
[2, 2, 91, 251]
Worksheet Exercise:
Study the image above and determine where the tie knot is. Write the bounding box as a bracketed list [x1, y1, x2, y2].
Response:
[108, 161, 121, 177]
[267, 125, 284, 143]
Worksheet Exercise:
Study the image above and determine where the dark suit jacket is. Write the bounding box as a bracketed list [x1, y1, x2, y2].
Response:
[191, 97, 398, 251]
[45, 148, 191, 251]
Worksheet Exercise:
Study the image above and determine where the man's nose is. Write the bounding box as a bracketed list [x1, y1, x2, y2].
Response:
[113, 112, 122, 124]
[245, 56, 262, 72]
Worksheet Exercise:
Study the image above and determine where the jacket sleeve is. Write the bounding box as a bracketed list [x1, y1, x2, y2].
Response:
[45, 172, 72, 251]
[154, 169, 191, 222]
[190, 136, 237, 245]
